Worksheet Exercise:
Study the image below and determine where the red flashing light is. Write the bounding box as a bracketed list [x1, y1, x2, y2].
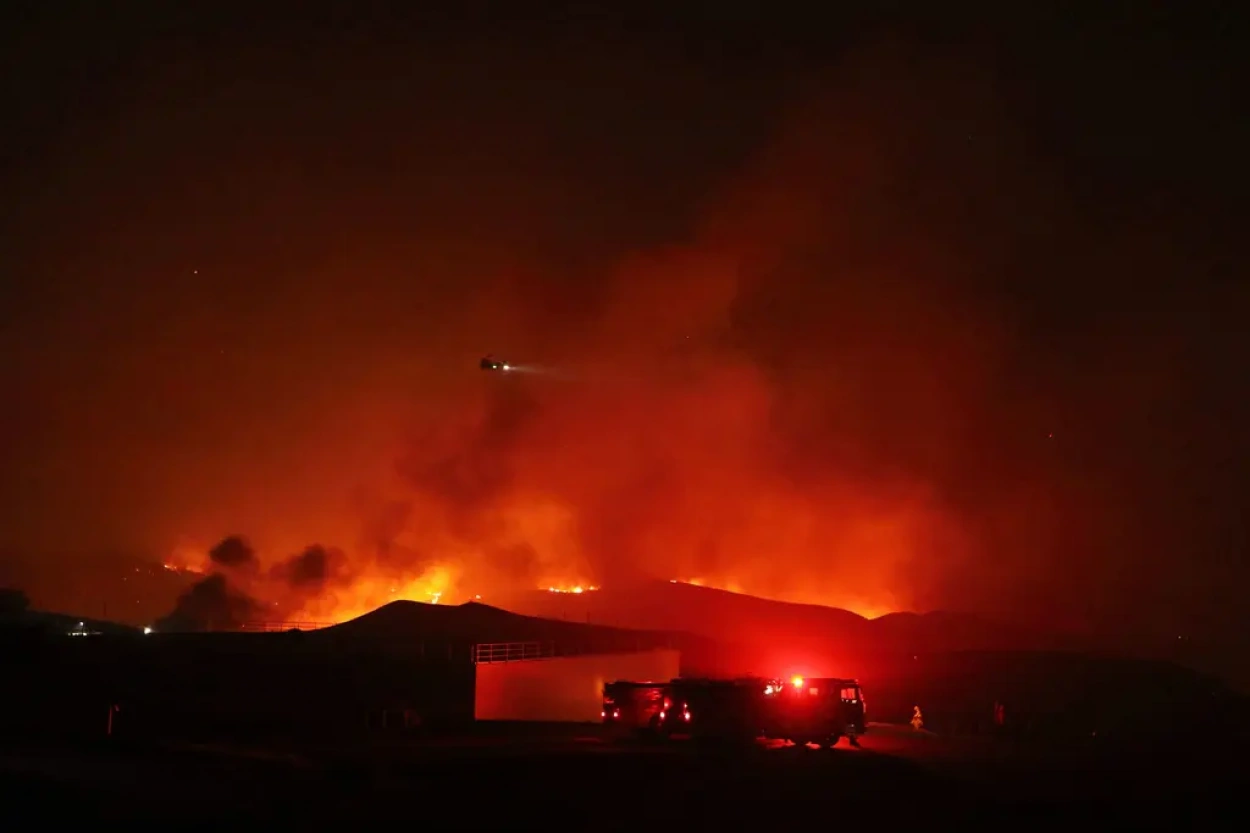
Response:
[682, 710, 691, 722]
[659, 711, 666, 721]
[791, 676, 804, 689]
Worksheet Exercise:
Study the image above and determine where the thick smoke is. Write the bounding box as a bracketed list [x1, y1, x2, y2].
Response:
[159, 41, 1242, 634]
[310, 49, 1040, 619]
[155, 573, 260, 632]
[208, 535, 258, 571]
[337, 45, 1233, 629]
[157, 537, 353, 630]
[270, 544, 345, 588]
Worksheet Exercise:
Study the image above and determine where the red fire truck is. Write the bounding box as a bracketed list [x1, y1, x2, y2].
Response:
[603, 675, 866, 747]
[666, 678, 764, 742]
[603, 678, 763, 740]
[601, 680, 670, 734]
[760, 676, 867, 748]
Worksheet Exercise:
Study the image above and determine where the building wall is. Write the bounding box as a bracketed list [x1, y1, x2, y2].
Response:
[475, 649, 680, 722]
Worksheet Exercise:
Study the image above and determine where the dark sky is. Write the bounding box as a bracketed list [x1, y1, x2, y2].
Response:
[0, 2, 1246, 647]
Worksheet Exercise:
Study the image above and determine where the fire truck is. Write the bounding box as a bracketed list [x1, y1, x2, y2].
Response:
[667, 678, 765, 742]
[603, 676, 867, 747]
[601, 680, 669, 734]
[760, 676, 867, 748]
[603, 678, 763, 740]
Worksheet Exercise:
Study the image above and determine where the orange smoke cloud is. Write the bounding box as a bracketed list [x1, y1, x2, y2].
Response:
[161, 47, 1097, 628]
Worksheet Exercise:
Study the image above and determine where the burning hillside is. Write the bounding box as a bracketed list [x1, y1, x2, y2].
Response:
[155, 530, 899, 631]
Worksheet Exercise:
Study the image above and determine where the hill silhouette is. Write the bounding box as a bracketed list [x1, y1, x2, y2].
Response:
[1, 607, 141, 637]
[486, 580, 1078, 667]
[305, 599, 746, 672]
[318, 599, 680, 650]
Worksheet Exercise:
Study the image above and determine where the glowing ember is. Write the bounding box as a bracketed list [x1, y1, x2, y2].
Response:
[546, 585, 599, 594]
[162, 562, 203, 575]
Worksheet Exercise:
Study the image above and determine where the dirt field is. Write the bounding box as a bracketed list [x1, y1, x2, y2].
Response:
[1, 722, 1239, 824]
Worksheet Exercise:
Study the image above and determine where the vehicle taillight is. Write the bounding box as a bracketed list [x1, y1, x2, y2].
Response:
[612, 709, 620, 719]
[659, 711, 666, 721]
[682, 709, 691, 722]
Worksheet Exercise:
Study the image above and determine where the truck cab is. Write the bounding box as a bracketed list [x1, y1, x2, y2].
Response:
[761, 677, 867, 747]
[602, 681, 669, 734]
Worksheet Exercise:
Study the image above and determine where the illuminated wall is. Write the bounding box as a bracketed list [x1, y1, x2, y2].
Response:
[475, 649, 680, 722]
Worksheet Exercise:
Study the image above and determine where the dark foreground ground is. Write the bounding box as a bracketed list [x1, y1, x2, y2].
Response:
[1, 723, 1242, 825]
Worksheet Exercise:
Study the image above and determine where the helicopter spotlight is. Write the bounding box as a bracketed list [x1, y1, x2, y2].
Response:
[480, 355, 511, 371]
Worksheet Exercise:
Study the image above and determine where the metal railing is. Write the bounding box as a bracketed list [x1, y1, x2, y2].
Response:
[472, 641, 557, 664]
[472, 637, 682, 664]
[234, 621, 336, 633]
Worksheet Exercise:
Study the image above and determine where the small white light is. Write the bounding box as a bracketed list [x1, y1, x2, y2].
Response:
[143, 627, 153, 635]
[502, 364, 511, 371]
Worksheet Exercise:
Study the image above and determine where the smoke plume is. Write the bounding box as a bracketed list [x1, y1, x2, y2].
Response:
[142, 37, 1243, 636]
[157, 537, 356, 630]
[208, 536, 258, 571]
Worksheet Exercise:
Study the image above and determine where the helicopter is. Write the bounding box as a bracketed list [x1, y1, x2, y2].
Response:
[480, 355, 512, 371]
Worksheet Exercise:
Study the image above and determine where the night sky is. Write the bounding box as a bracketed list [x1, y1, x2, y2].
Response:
[1, 3, 1245, 656]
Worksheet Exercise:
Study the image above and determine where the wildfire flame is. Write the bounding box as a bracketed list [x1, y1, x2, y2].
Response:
[546, 585, 599, 594]
[162, 534, 893, 628]
[291, 564, 458, 623]
[162, 562, 203, 575]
